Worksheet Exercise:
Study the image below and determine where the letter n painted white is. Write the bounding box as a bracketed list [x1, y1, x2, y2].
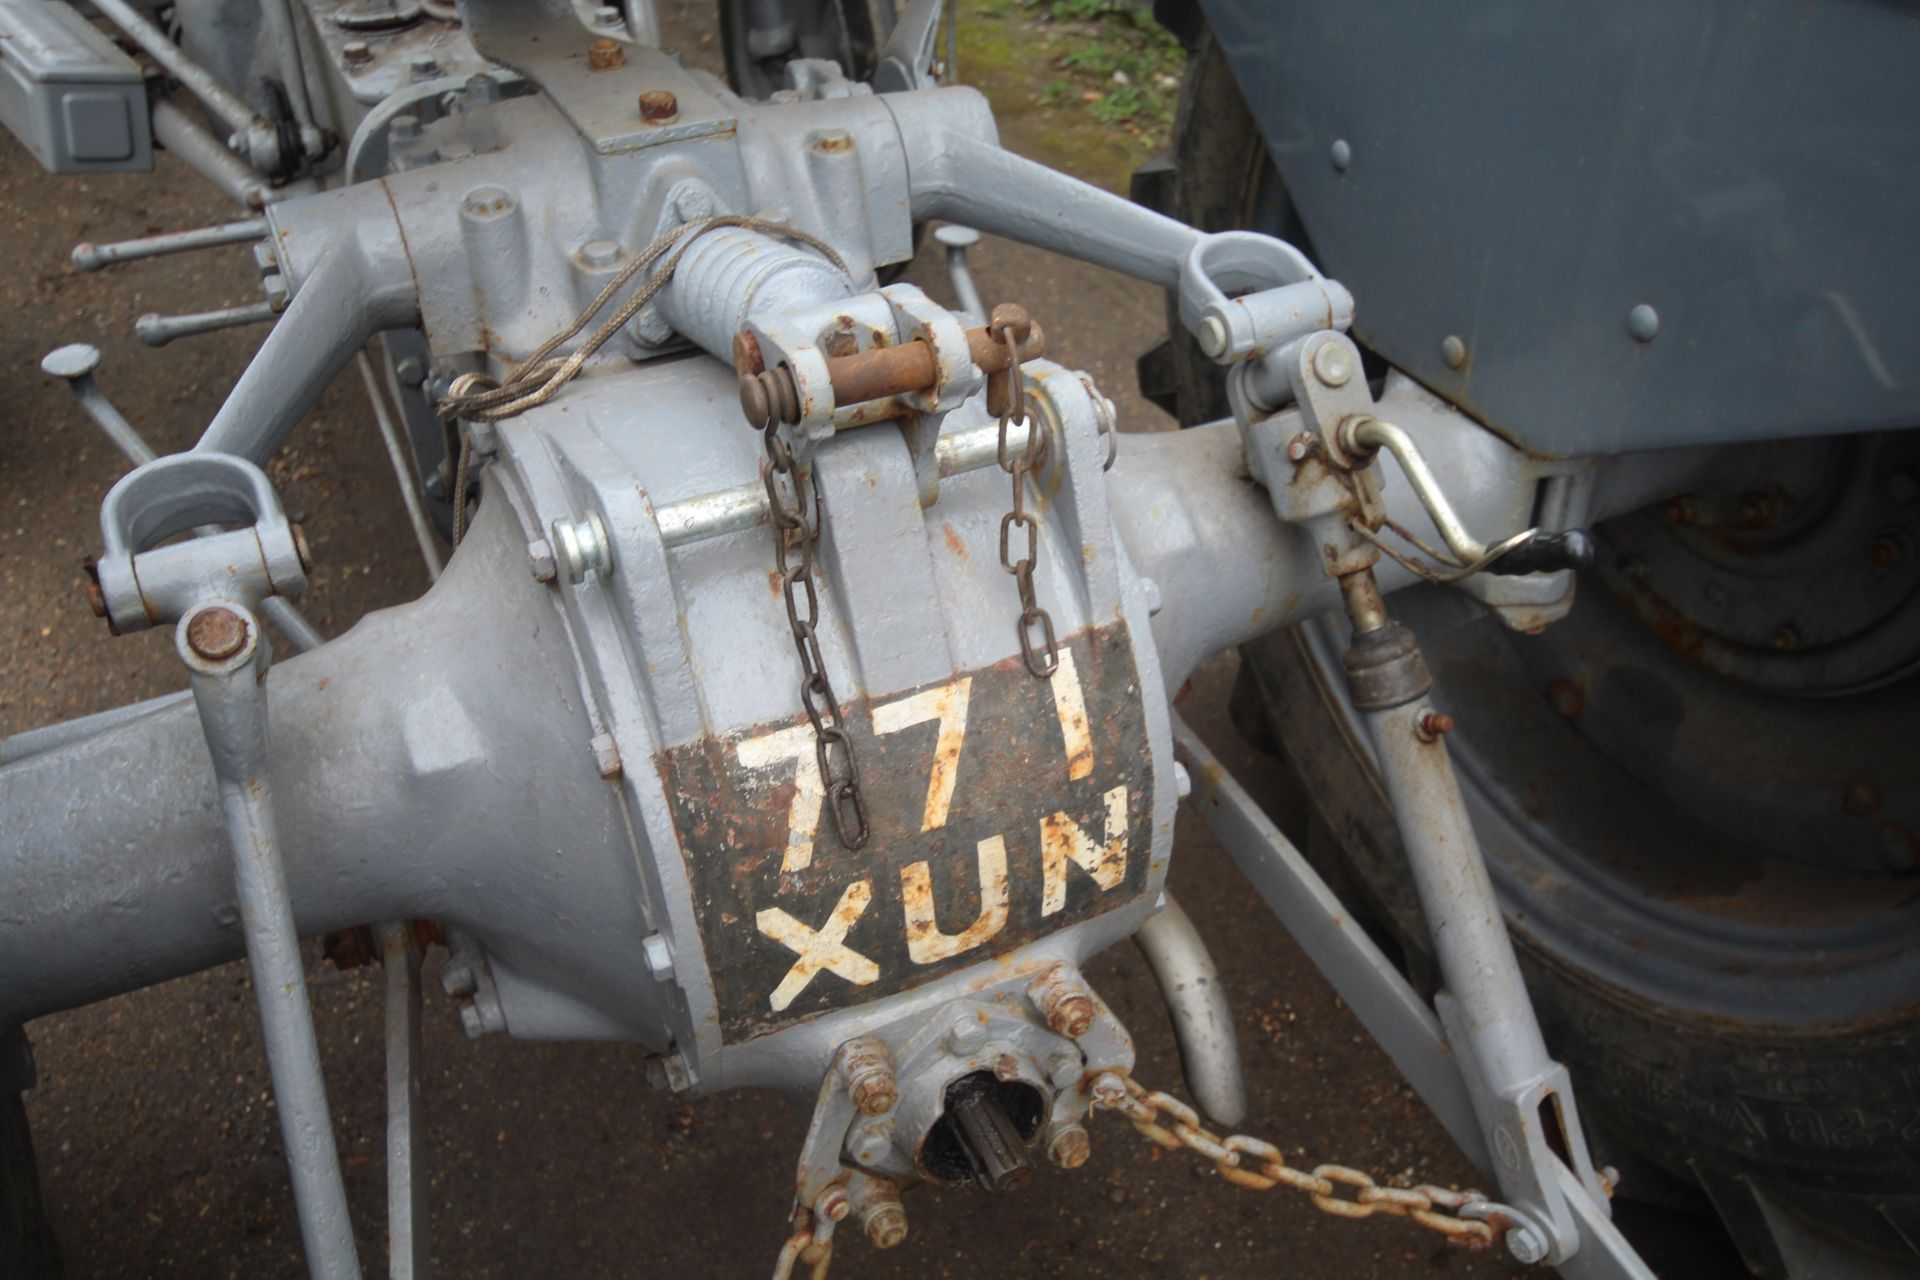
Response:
[1039, 784, 1129, 917]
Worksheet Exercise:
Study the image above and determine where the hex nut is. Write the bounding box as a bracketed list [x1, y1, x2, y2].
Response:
[588, 38, 624, 70]
[527, 538, 557, 583]
[590, 732, 623, 779]
[1507, 1224, 1549, 1265]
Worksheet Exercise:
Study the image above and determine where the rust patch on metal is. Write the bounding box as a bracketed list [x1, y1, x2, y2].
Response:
[658, 625, 1151, 1042]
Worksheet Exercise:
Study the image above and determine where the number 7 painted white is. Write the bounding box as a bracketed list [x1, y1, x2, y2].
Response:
[736, 676, 972, 872]
[871, 676, 972, 832]
[735, 723, 824, 874]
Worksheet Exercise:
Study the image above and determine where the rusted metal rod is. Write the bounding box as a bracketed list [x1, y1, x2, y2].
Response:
[739, 313, 1046, 426]
[826, 320, 1045, 407]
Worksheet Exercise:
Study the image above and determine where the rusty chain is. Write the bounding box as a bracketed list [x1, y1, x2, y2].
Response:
[1095, 1075, 1504, 1251]
[988, 307, 1058, 678]
[753, 409, 871, 850]
[771, 1223, 833, 1280]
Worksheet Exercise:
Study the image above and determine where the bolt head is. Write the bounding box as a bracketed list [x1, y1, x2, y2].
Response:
[1440, 334, 1468, 370]
[527, 538, 557, 582]
[410, 54, 441, 80]
[185, 606, 250, 661]
[1047, 1124, 1092, 1170]
[642, 932, 674, 981]
[590, 732, 623, 779]
[1196, 315, 1229, 359]
[816, 1186, 851, 1222]
[852, 1131, 891, 1166]
[592, 5, 621, 25]
[1329, 138, 1352, 172]
[933, 223, 981, 249]
[588, 38, 624, 70]
[342, 40, 372, 65]
[849, 1071, 898, 1116]
[864, 1204, 908, 1250]
[1285, 431, 1316, 462]
[1045, 992, 1095, 1039]
[578, 238, 622, 269]
[1312, 340, 1355, 387]
[946, 1014, 987, 1054]
[1506, 1224, 1549, 1265]
[1627, 303, 1661, 343]
[638, 89, 679, 124]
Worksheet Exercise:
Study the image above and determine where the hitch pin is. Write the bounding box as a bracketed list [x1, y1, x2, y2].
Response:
[71, 217, 268, 272]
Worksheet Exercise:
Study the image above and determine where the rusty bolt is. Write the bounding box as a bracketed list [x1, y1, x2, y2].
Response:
[186, 606, 249, 661]
[1030, 968, 1095, 1039]
[1841, 783, 1882, 817]
[1415, 711, 1454, 742]
[1547, 679, 1585, 718]
[638, 89, 678, 124]
[849, 1072, 897, 1117]
[292, 523, 313, 573]
[588, 38, 624, 70]
[815, 1186, 851, 1223]
[1047, 1123, 1092, 1170]
[863, 1202, 908, 1250]
[342, 40, 373, 66]
[589, 732, 622, 779]
[838, 1037, 898, 1116]
[1045, 994, 1095, 1040]
[1285, 431, 1317, 463]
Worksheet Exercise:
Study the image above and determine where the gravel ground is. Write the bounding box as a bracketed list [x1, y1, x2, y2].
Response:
[1, 5, 1742, 1277]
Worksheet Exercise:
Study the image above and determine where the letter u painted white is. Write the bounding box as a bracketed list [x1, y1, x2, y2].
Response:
[900, 835, 1010, 964]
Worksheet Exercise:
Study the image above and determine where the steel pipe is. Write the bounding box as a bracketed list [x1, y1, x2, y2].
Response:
[654, 416, 1031, 548]
[181, 604, 362, 1280]
[1133, 893, 1248, 1126]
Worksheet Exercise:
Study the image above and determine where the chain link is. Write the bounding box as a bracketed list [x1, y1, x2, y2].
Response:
[754, 416, 870, 850]
[990, 319, 1058, 678]
[1095, 1075, 1503, 1251]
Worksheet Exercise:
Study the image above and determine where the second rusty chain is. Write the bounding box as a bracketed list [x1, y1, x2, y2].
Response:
[987, 304, 1059, 678]
[1095, 1075, 1510, 1251]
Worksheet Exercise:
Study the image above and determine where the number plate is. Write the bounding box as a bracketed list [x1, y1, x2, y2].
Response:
[658, 624, 1154, 1043]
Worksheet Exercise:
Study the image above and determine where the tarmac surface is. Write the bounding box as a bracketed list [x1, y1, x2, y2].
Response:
[1, 5, 1744, 1277]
